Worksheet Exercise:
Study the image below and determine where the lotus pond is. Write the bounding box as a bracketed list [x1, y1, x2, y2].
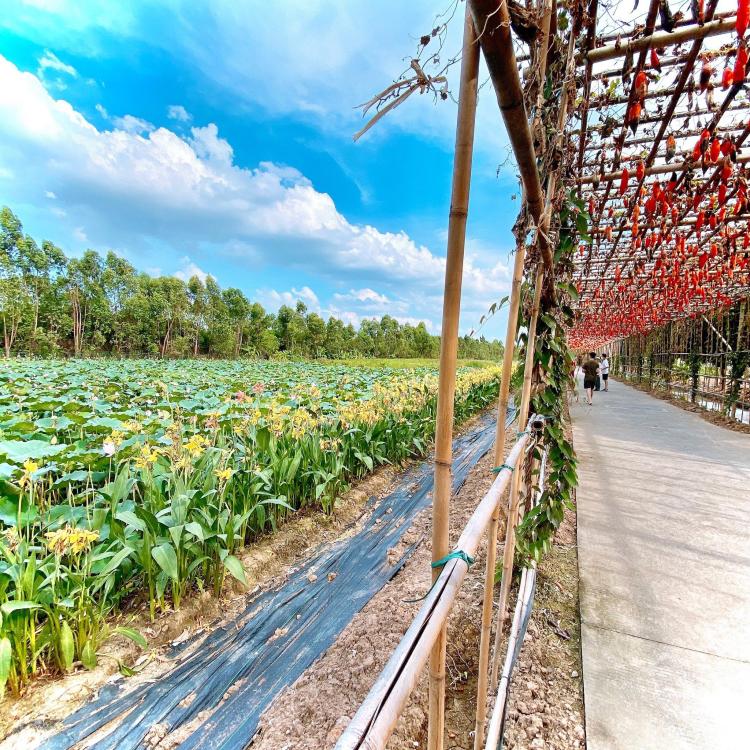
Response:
[0, 359, 500, 696]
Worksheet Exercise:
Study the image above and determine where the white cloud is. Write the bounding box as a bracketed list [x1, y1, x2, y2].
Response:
[45, 190, 56, 198]
[174, 256, 209, 282]
[95, 103, 108, 118]
[111, 114, 154, 134]
[256, 286, 320, 311]
[0, 54, 511, 333]
[37, 50, 77, 79]
[335, 288, 390, 306]
[167, 104, 192, 122]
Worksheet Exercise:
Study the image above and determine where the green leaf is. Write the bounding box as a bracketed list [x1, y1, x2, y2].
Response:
[0, 439, 66, 462]
[59, 620, 74, 671]
[222, 555, 247, 586]
[115, 510, 145, 531]
[0, 637, 11, 699]
[1, 601, 41, 615]
[81, 640, 97, 669]
[98, 546, 134, 577]
[113, 626, 148, 649]
[152, 543, 179, 581]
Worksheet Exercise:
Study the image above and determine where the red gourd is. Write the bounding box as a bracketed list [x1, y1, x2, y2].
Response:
[737, 0, 750, 37]
[619, 167, 629, 195]
[734, 43, 748, 82]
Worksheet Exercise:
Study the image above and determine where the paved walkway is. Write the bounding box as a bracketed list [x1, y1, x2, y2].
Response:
[571, 381, 750, 750]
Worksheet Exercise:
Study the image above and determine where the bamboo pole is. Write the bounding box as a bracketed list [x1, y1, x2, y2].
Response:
[467, 0, 553, 273]
[334, 429, 536, 750]
[584, 16, 736, 63]
[473, 0, 558, 735]
[577, 151, 750, 184]
[428, 11, 480, 750]
[490, 263, 544, 691]
[472, 236, 526, 749]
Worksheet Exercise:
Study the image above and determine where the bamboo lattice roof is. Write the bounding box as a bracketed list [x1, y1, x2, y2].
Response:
[565, 0, 750, 349]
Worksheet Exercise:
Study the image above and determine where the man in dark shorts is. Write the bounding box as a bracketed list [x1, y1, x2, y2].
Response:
[581, 351, 600, 405]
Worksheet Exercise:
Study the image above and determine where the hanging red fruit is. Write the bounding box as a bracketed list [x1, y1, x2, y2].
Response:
[699, 63, 714, 91]
[738, 0, 750, 37]
[635, 70, 648, 99]
[650, 48, 662, 72]
[666, 134, 676, 162]
[734, 42, 748, 82]
[722, 67, 734, 89]
[636, 160, 646, 180]
[627, 102, 642, 135]
[620, 167, 630, 195]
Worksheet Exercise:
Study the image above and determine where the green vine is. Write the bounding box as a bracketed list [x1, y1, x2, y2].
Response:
[724, 349, 750, 416]
[689, 350, 700, 403]
[515, 192, 582, 564]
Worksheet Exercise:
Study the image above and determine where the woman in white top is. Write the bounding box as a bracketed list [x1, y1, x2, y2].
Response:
[600, 354, 610, 392]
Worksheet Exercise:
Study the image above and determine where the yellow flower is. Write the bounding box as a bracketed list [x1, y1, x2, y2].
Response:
[215, 467, 233, 484]
[134, 444, 159, 470]
[184, 434, 209, 457]
[2, 527, 20, 553]
[45, 525, 99, 556]
[19, 459, 39, 488]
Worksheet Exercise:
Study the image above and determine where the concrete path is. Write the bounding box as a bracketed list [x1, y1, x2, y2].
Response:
[571, 381, 750, 750]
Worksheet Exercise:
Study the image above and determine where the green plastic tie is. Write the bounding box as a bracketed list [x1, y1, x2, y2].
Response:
[431, 550, 475, 569]
[492, 463, 515, 474]
[404, 550, 474, 603]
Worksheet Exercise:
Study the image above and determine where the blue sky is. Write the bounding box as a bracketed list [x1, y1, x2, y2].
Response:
[0, 0, 519, 337]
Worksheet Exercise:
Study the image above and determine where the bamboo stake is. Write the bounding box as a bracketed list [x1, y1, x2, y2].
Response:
[473, 0, 558, 734]
[490, 263, 544, 691]
[472, 236, 526, 749]
[428, 11, 479, 750]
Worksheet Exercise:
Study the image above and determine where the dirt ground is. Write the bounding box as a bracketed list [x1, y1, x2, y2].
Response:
[2, 409, 585, 750]
[251, 417, 585, 750]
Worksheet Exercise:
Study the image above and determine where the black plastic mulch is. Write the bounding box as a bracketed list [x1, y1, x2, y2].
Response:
[35, 408, 512, 750]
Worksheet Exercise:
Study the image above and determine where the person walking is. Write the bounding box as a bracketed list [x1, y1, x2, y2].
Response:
[570, 357, 583, 403]
[600, 352, 610, 391]
[582, 351, 600, 406]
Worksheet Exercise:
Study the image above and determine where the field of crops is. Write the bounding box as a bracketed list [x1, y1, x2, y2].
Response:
[0, 359, 500, 697]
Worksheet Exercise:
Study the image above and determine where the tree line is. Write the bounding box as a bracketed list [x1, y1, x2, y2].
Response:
[0, 206, 504, 360]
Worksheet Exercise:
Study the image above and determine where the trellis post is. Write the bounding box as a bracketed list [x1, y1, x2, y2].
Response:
[428, 10, 480, 749]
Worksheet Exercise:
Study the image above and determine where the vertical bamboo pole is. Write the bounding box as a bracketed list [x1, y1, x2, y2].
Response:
[473, 1, 555, 739]
[490, 263, 544, 690]
[472, 239, 525, 749]
[428, 11, 480, 750]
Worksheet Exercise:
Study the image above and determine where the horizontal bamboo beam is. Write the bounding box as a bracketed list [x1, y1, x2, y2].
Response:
[576, 152, 750, 184]
[584, 17, 736, 64]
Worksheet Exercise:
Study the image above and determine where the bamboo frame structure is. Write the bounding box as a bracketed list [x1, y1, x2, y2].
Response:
[490, 262, 543, 692]
[340, 0, 750, 745]
[334, 423, 540, 750]
[584, 16, 736, 63]
[427, 11, 480, 748]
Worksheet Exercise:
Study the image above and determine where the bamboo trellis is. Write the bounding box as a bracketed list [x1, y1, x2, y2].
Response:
[337, 0, 750, 748]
